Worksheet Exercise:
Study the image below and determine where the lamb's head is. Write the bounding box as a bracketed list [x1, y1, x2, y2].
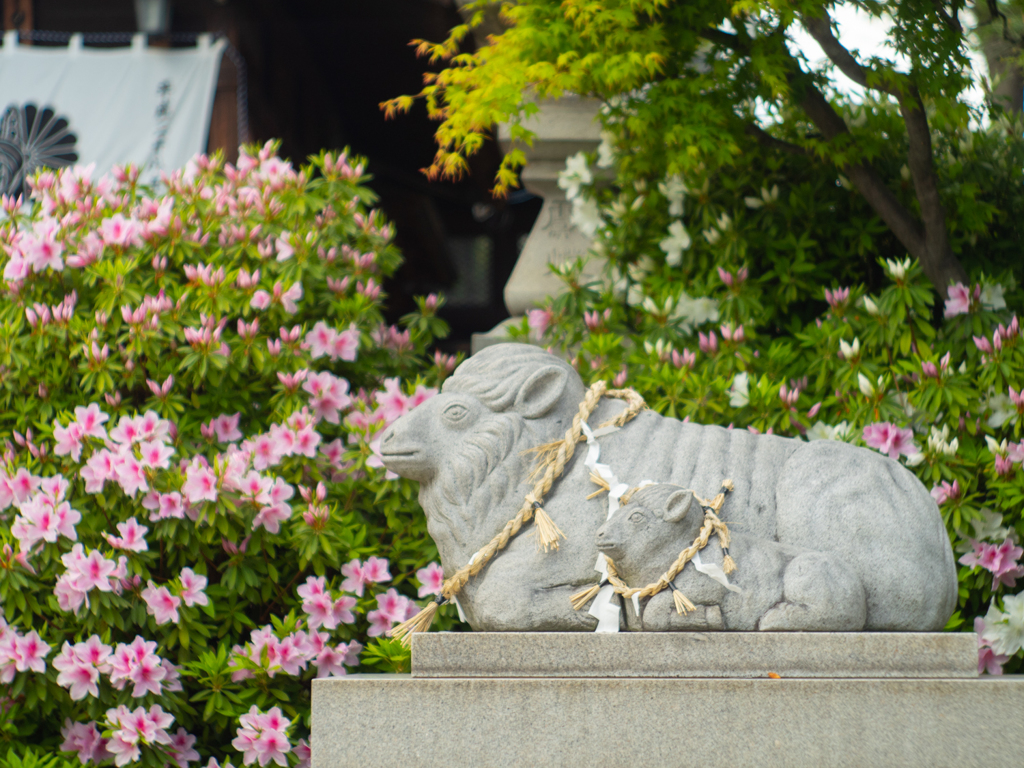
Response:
[379, 344, 586, 559]
[596, 484, 699, 583]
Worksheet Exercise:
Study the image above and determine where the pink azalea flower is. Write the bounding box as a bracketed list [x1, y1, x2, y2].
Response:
[340, 559, 367, 596]
[332, 595, 356, 625]
[179, 567, 209, 607]
[74, 403, 109, 439]
[251, 291, 271, 310]
[182, 460, 218, 504]
[943, 282, 973, 318]
[301, 595, 335, 631]
[332, 325, 360, 361]
[366, 609, 394, 637]
[155, 492, 185, 521]
[108, 415, 145, 445]
[167, 728, 200, 768]
[214, 413, 243, 442]
[527, 308, 552, 340]
[60, 720, 111, 765]
[363, 556, 391, 584]
[99, 214, 140, 247]
[293, 739, 311, 768]
[280, 282, 303, 314]
[297, 576, 326, 601]
[139, 440, 175, 469]
[53, 420, 85, 461]
[252, 503, 292, 534]
[81, 449, 117, 493]
[862, 422, 917, 460]
[375, 378, 409, 425]
[374, 588, 410, 623]
[416, 562, 444, 597]
[975, 616, 1009, 675]
[54, 643, 101, 699]
[68, 547, 118, 592]
[314, 645, 348, 678]
[141, 582, 181, 625]
[305, 321, 339, 359]
[293, 425, 321, 458]
[105, 517, 149, 552]
[931, 480, 962, 506]
[8, 468, 41, 503]
[114, 455, 149, 497]
[13, 630, 51, 673]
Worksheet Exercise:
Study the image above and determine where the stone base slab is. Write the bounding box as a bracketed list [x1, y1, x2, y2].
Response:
[411, 631, 978, 678]
[312, 675, 1024, 767]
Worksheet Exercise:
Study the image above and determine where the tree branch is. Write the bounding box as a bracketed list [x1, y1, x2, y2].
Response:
[796, 12, 967, 292]
[792, 78, 929, 262]
[931, 0, 964, 34]
[744, 123, 807, 155]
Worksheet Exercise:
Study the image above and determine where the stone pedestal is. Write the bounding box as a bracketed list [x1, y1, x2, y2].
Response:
[311, 632, 1024, 767]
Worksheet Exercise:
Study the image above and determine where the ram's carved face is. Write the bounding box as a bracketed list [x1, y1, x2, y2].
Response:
[378, 392, 493, 482]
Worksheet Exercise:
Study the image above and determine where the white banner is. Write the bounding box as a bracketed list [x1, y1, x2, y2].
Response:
[0, 32, 225, 193]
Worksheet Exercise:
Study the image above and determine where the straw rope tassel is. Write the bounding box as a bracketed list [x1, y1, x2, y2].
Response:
[529, 499, 566, 552]
[570, 582, 604, 611]
[390, 595, 443, 647]
[671, 585, 696, 615]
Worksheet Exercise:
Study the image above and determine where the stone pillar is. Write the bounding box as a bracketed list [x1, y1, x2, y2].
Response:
[471, 96, 605, 352]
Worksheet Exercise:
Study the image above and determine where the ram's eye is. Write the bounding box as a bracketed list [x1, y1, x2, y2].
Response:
[443, 404, 468, 422]
[629, 511, 645, 524]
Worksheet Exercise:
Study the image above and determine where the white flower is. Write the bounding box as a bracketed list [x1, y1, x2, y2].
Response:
[884, 257, 912, 280]
[744, 185, 778, 210]
[658, 175, 687, 217]
[703, 227, 721, 245]
[857, 372, 876, 397]
[982, 594, 1024, 656]
[904, 452, 926, 467]
[671, 292, 719, 329]
[596, 131, 616, 169]
[985, 435, 1008, 456]
[984, 392, 1016, 429]
[729, 372, 749, 408]
[557, 152, 592, 201]
[832, 421, 853, 441]
[980, 282, 1006, 311]
[968, 508, 1015, 544]
[839, 337, 861, 359]
[926, 426, 958, 457]
[861, 296, 881, 315]
[570, 197, 603, 236]
[806, 421, 835, 441]
[659, 220, 691, 266]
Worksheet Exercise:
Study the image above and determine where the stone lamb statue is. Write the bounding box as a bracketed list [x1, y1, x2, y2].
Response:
[597, 484, 868, 631]
[379, 343, 957, 632]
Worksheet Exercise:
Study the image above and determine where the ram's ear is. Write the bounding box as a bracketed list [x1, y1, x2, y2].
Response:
[663, 490, 695, 524]
[514, 365, 568, 419]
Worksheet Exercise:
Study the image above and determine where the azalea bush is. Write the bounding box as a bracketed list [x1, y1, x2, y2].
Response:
[0, 143, 464, 765]
[510, 131, 1024, 674]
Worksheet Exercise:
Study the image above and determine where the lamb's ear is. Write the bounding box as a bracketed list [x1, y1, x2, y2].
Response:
[514, 365, 568, 419]
[663, 490, 695, 523]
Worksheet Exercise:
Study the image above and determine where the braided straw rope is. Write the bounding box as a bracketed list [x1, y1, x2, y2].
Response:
[389, 381, 647, 645]
[576, 481, 735, 614]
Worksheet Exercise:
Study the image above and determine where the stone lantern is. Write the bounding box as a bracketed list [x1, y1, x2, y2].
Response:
[471, 95, 606, 352]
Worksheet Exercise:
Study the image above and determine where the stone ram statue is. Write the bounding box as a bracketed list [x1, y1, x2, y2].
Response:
[379, 343, 957, 632]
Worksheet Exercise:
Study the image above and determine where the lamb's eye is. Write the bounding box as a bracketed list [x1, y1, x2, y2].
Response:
[629, 511, 645, 524]
[443, 404, 468, 422]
